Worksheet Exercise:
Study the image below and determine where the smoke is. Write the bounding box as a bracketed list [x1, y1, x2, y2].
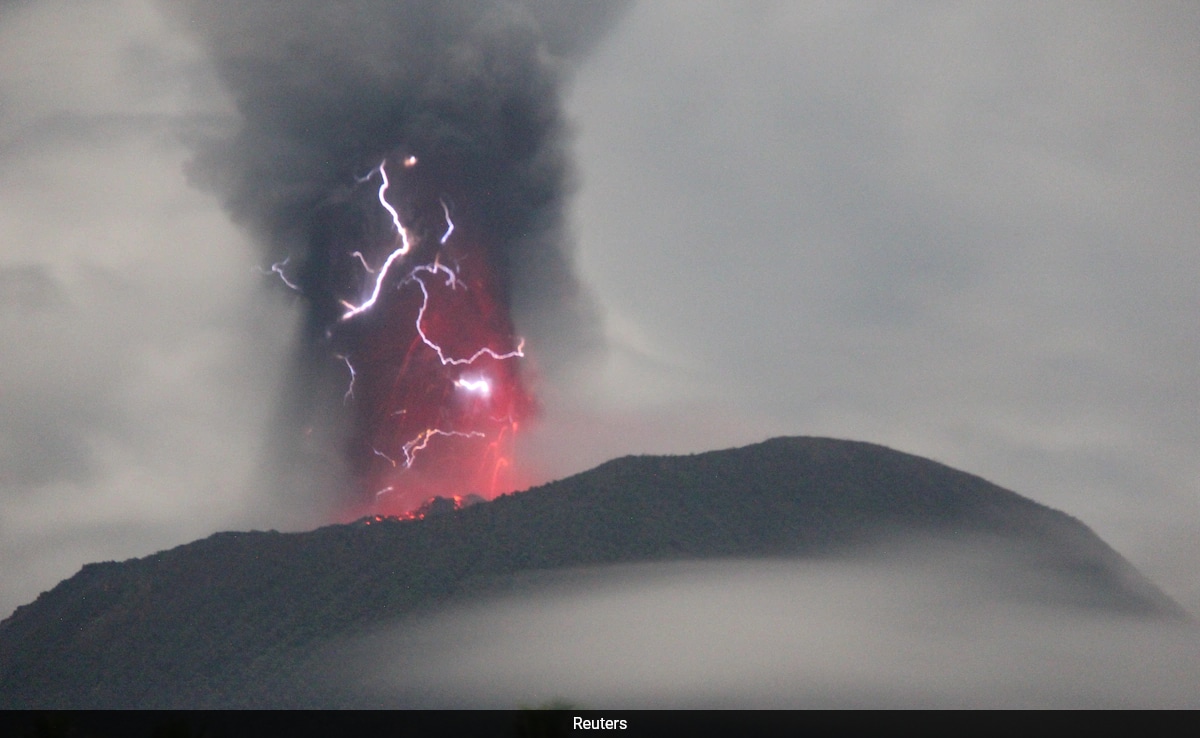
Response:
[164, 1, 627, 515]
[331, 544, 1200, 708]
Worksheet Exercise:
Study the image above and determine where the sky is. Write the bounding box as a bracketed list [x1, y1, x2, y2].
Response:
[0, 0, 1196, 638]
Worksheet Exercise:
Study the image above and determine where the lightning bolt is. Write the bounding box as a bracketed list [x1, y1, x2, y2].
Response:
[330, 152, 530, 508]
[400, 428, 486, 468]
[439, 198, 455, 244]
[405, 263, 525, 366]
[257, 256, 301, 292]
[335, 354, 356, 403]
[350, 251, 377, 274]
[372, 447, 397, 467]
[341, 160, 415, 322]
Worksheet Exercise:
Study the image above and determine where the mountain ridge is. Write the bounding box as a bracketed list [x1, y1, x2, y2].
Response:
[0, 435, 1185, 707]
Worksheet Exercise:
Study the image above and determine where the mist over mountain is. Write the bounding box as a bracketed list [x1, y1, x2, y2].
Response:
[0, 436, 1187, 708]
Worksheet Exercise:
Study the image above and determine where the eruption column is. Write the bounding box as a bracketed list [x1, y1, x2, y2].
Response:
[325, 154, 534, 514]
[184, 1, 621, 519]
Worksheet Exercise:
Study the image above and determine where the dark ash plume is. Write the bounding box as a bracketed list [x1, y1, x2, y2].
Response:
[166, 0, 626, 515]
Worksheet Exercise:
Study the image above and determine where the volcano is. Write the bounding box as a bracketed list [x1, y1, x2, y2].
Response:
[0, 436, 1185, 708]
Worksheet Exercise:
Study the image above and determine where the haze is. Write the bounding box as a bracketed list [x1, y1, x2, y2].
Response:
[334, 549, 1200, 708]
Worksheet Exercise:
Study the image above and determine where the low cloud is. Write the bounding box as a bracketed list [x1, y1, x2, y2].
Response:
[333, 544, 1199, 708]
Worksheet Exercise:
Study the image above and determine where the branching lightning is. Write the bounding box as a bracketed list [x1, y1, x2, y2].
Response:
[406, 263, 526, 366]
[400, 428, 486, 468]
[340, 161, 415, 322]
[194, 2, 584, 521]
[319, 152, 532, 513]
[257, 256, 301, 292]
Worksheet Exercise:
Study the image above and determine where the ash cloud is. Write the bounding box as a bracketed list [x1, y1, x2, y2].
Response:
[166, 1, 627, 510]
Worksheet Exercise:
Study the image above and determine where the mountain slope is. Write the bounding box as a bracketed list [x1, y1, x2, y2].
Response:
[0, 436, 1183, 707]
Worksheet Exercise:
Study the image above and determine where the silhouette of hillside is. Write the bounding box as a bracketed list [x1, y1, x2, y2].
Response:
[0, 436, 1184, 707]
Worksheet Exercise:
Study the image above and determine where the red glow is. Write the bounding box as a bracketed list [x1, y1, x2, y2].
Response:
[334, 153, 537, 517]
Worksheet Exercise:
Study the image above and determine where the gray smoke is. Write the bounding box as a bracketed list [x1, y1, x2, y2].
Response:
[170, 0, 624, 344]
[163, 0, 628, 511]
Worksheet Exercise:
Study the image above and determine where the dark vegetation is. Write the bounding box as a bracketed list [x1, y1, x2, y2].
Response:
[0, 436, 1184, 707]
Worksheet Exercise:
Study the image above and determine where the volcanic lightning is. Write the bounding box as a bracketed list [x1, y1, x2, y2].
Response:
[372, 447, 397, 467]
[438, 199, 455, 244]
[197, 1, 616, 521]
[454, 376, 492, 396]
[404, 262, 527, 366]
[335, 354, 356, 403]
[247, 152, 530, 513]
[400, 428, 488, 469]
[257, 256, 301, 292]
[339, 161, 416, 322]
[312, 151, 535, 515]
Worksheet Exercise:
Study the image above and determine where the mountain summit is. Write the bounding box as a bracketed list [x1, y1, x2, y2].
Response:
[0, 436, 1184, 707]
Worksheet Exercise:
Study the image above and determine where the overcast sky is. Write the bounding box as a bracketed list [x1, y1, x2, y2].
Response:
[1, 0, 1196, 631]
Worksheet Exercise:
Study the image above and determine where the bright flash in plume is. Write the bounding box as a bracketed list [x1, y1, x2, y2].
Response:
[454, 376, 492, 397]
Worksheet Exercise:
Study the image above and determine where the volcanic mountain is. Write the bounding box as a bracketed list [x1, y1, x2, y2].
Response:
[0, 436, 1184, 708]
